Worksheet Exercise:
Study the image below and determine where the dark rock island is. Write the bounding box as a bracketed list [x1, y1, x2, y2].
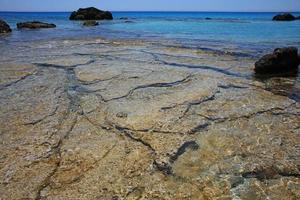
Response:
[272, 13, 300, 21]
[0, 19, 12, 33]
[255, 47, 300, 75]
[17, 21, 56, 29]
[69, 7, 113, 21]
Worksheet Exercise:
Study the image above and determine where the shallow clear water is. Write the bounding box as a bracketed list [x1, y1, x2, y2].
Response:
[0, 12, 300, 55]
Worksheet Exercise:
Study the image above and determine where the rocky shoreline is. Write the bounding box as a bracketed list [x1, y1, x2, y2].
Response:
[0, 38, 299, 199]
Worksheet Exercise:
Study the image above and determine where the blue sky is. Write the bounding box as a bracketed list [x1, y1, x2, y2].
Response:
[0, 0, 300, 12]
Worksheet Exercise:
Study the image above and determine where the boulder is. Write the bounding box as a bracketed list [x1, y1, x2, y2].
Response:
[69, 7, 113, 20]
[17, 21, 56, 29]
[205, 17, 212, 20]
[120, 17, 128, 20]
[272, 13, 296, 21]
[83, 20, 99, 26]
[0, 19, 12, 33]
[254, 47, 300, 75]
[296, 16, 300, 20]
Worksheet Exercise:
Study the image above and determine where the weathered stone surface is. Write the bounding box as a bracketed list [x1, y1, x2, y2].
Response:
[255, 47, 300, 75]
[0, 38, 299, 200]
[17, 21, 56, 29]
[0, 19, 11, 33]
[272, 13, 296, 21]
[69, 7, 113, 21]
[83, 20, 99, 26]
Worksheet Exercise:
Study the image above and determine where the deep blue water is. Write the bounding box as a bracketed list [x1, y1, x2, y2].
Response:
[0, 11, 300, 54]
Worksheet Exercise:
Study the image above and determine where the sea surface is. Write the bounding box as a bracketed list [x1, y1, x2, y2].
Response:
[0, 11, 300, 56]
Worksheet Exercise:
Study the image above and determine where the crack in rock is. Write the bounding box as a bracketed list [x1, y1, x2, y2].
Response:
[111, 123, 156, 153]
[153, 160, 173, 176]
[79, 74, 122, 85]
[102, 74, 192, 102]
[218, 84, 249, 89]
[169, 141, 199, 163]
[23, 105, 59, 126]
[35, 114, 78, 200]
[242, 167, 300, 181]
[0, 72, 37, 90]
[140, 50, 248, 78]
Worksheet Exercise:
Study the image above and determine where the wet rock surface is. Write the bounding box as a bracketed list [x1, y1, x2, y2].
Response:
[69, 7, 113, 21]
[0, 38, 299, 199]
[0, 19, 12, 33]
[255, 47, 300, 75]
[17, 21, 56, 29]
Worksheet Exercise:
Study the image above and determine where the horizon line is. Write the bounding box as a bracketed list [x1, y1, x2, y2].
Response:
[1, 10, 300, 13]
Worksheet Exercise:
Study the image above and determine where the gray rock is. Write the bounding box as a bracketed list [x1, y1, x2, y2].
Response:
[17, 21, 56, 29]
[272, 13, 296, 21]
[254, 47, 300, 75]
[69, 7, 113, 21]
[0, 19, 12, 33]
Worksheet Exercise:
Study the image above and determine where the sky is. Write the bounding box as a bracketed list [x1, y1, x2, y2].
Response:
[0, 0, 299, 12]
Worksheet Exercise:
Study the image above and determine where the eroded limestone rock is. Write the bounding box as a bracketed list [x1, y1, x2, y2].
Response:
[0, 38, 299, 200]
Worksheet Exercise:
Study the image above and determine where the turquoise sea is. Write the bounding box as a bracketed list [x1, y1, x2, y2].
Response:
[0, 11, 300, 56]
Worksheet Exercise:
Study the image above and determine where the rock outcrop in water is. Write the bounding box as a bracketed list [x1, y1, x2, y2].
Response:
[83, 20, 99, 26]
[272, 13, 297, 21]
[255, 47, 300, 75]
[0, 19, 12, 33]
[69, 7, 113, 21]
[17, 21, 56, 29]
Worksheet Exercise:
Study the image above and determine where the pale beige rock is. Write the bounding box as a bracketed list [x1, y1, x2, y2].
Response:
[0, 38, 299, 200]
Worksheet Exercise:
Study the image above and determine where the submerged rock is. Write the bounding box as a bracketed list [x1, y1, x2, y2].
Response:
[272, 13, 296, 21]
[17, 21, 56, 29]
[254, 47, 300, 75]
[69, 7, 113, 21]
[83, 20, 99, 26]
[0, 19, 12, 33]
[1, 38, 300, 200]
[120, 17, 129, 20]
[124, 20, 134, 23]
